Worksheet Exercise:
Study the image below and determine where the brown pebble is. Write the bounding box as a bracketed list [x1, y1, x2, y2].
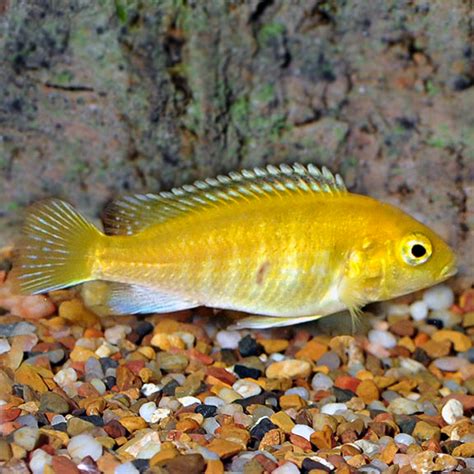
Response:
[118, 416, 148, 433]
[279, 394, 307, 410]
[158, 453, 206, 474]
[206, 439, 243, 458]
[355, 379, 380, 404]
[289, 433, 312, 451]
[412, 421, 440, 441]
[390, 319, 415, 337]
[310, 427, 333, 450]
[51, 455, 80, 474]
[104, 420, 126, 439]
[432, 330, 472, 352]
[258, 428, 284, 450]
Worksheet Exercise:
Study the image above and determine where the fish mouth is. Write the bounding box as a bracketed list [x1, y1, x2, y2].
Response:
[440, 262, 457, 280]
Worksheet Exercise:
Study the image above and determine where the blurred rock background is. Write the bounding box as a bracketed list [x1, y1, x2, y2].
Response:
[0, 1, 472, 282]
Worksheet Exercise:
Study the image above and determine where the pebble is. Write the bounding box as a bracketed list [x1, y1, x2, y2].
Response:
[196, 404, 217, 418]
[368, 330, 397, 349]
[233, 379, 262, 398]
[39, 392, 69, 414]
[388, 398, 421, 415]
[320, 403, 348, 415]
[311, 372, 334, 391]
[266, 359, 311, 379]
[394, 433, 416, 446]
[115, 462, 139, 474]
[178, 395, 201, 406]
[316, 350, 341, 369]
[441, 398, 464, 424]
[150, 408, 171, 423]
[1, 259, 472, 474]
[141, 383, 162, 397]
[67, 434, 103, 461]
[409, 300, 429, 321]
[432, 329, 472, 352]
[29, 449, 52, 474]
[139, 401, 157, 422]
[104, 325, 131, 345]
[434, 356, 469, 371]
[0, 321, 36, 337]
[423, 284, 454, 310]
[291, 424, 315, 441]
[157, 352, 189, 372]
[13, 426, 39, 451]
[285, 386, 309, 399]
[216, 330, 241, 349]
[238, 335, 263, 356]
[0, 338, 11, 355]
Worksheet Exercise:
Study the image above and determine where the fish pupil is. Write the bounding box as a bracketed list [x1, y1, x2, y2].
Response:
[411, 244, 426, 258]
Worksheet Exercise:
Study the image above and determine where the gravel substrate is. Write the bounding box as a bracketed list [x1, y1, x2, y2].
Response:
[0, 251, 473, 474]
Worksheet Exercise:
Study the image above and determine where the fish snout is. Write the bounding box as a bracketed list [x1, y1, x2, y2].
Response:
[440, 259, 457, 280]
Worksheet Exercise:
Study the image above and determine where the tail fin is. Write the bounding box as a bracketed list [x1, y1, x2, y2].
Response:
[13, 199, 103, 294]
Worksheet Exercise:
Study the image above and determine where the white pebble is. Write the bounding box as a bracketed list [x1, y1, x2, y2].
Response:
[399, 357, 426, 374]
[388, 398, 421, 415]
[291, 424, 315, 441]
[0, 338, 11, 355]
[409, 300, 428, 321]
[394, 433, 416, 446]
[355, 439, 380, 456]
[141, 383, 162, 397]
[203, 417, 220, 435]
[115, 462, 139, 474]
[178, 396, 202, 407]
[139, 401, 157, 422]
[233, 380, 262, 398]
[311, 373, 333, 391]
[386, 304, 410, 316]
[368, 330, 397, 349]
[204, 396, 225, 407]
[90, 378, 106, 395]
[51, 415, 67, 425]
[272, 461, 301, 474]
[29, 449, 52, 474]
[216, 330, 241, 349]
[67, 433, 103, 461]
[53, 367, 77, 387]
[441, 398, 464, 424]
[158, 396, 181, 411]
[423, 284, 454, 310]
[150, 408, 171, 423]
[285, 387, 309, 400]
[104, 325, 131, 345]
[320, 403, 348, 415]
[95, 341, 119, 357]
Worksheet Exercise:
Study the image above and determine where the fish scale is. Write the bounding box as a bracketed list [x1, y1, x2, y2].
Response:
[13, 164, 457, 329]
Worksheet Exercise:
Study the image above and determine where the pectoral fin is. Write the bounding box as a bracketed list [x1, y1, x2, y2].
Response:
[228, 314, 325, 329]
[91, 282, 199, 315]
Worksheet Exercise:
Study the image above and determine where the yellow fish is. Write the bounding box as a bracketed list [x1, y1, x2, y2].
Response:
[14, 164, 457, 328]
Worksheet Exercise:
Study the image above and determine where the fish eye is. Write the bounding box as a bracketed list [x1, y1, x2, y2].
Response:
[401, 233, 432, 266]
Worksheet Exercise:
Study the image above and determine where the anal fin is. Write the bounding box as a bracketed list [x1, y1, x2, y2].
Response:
[228, 314, 325, 329]
[105, 283, 198, 315]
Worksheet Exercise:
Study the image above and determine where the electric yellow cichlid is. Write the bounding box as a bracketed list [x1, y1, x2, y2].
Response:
[14, 164, 457, 328]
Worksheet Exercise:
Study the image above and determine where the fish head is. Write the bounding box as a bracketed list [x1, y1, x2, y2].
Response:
[343, 200, 457, 306]
[377, 204, 457, 300]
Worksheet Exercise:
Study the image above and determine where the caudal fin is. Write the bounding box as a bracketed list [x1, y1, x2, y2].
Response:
[13, 199, 103, 294]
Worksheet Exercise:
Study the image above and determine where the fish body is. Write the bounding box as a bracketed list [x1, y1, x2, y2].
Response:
[14, 164, 457, 328]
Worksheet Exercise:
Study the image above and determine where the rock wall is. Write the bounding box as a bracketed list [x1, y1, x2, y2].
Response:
[0, 0, 473, 281]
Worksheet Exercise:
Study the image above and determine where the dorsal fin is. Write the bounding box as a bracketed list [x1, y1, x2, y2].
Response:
[103, 163, 346, 235]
